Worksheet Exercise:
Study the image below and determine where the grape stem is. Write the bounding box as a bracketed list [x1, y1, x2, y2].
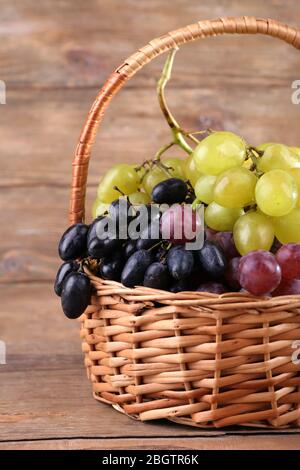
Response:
[157, 49, 193, 155]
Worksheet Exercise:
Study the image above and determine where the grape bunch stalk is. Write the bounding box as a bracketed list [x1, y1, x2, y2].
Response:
[55, 49, 300, 319]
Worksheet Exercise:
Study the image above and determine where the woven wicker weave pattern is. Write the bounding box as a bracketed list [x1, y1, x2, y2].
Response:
[71, 17, 300, 428]
[80, 273, 300, 427]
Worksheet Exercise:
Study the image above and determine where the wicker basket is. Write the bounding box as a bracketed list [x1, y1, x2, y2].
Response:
[70, 17, 300, 428]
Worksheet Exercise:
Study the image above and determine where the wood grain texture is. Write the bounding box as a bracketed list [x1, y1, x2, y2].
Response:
[2, 435, 300, 450]
[1, 0, 300, 449]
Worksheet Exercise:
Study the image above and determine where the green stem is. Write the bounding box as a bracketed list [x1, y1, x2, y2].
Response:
[157, 49, 193, 155]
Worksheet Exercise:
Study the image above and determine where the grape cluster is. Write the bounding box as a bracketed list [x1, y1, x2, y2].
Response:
[55, 131, 300, 319]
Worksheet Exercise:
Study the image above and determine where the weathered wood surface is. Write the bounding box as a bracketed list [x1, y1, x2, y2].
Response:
[1, 0, 300, 450]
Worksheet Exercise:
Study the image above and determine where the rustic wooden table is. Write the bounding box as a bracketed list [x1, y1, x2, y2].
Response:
[1, 0, 300, 450]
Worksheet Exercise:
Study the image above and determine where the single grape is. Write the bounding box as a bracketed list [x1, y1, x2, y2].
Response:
[61, 272, 91, 319]
[164, 157, 185, 180]
[58, 223, 89, 261]
[121, 250, 153, 287]
[225, 257, 241, 290]
[98, 252, 125, 281]
[123, 240, 137, 259]
[197, 282, 227, 294]
[97, 164, 140, 203]
[197, 240, 227, 279]
[143, 262, 171, 290]
[273, 278, 300, 296]
[160, 204, 202, 244]
[128, 191, 151, 205]
[167, 246, 194, 280]
[214, 167, 257, 208]
[238, 250, 281, 296]
[275, 243, 300, 280]
[142, 166, 169, 195]
[213, 231, 239, 260]
[205, 203, 243, 232]
[193, 131, 247, 176]
[152, 178, 188, 204]
[88, 236, 121, 259]
[257, 144, 300, 173]
[273, 208, 300, 244]
[183, 154, 203, 187]
[54, 261, 79, 297]
[287, 168, 300, 207]
[255, 170, 298, 217]
[233, 211, 274, 255]
[87, 216, 121, 258]
[92, 198, 109, 219]
[194, 175, 217, 204]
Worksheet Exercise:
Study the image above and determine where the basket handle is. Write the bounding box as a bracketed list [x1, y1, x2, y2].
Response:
[69, 16, 300, 224]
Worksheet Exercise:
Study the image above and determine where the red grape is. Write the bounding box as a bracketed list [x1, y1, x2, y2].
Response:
[273, 278, 300, 296]
[225, 257, 241, 290]
[160, 205, 202, 244]
[197, 282, 227, 294]
[275, 243, 300, 280]
[238, 250, 281, 296]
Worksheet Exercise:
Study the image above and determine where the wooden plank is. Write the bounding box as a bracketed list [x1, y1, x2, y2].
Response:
[1, 435, 300, 450]
[0, 0, 299, 90]
[1, 84, 300, 190]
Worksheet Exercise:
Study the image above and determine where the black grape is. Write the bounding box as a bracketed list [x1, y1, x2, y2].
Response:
[61, 272, 91, 319]
[87, 216, 121, 258]
[123, 240, 137, 259]
[152, 178, 188, 204]
[197, 240, 227, 279]
[98, 252, 125, 281]
[143, 262, 171, 290]
[121, 250, 153, 288]
[54, 261, 79, 297]
[58, 223, 89, 261]
[167, 246, 194, 280]
[197, 282, 227, 294]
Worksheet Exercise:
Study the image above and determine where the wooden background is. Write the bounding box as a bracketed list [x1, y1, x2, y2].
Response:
[1, 0, 300, 450]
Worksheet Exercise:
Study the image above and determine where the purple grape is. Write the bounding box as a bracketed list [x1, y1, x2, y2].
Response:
[197, 282, 227, 294]
[238, 250, 281, 296]
[225, 257, 241, 290]
[275, 243, 300, 280]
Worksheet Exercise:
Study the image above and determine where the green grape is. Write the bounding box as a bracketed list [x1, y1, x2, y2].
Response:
[164, 157, 185, 180]
[128, 191, 151, 205]
[142, 166, 169, 195]
[214, 167, 257, 208]
[287, 168, 300, 207]
[255, 169, 298, 217]
[92, 198, 109, 219]
[183, 154, 203, 186]
[97, 164, 140, 203]
[256, 142, 278, 152]
[205, 202, 243, 232]
[131, 164, 146, 182]
[257, 144, 300, 173]
[193, 131, 247, 176]
[290, 146, 300, 157]
[273, 208, 300, 244]
[194, 175, 216, 204]
[233, 211, 275, 255]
